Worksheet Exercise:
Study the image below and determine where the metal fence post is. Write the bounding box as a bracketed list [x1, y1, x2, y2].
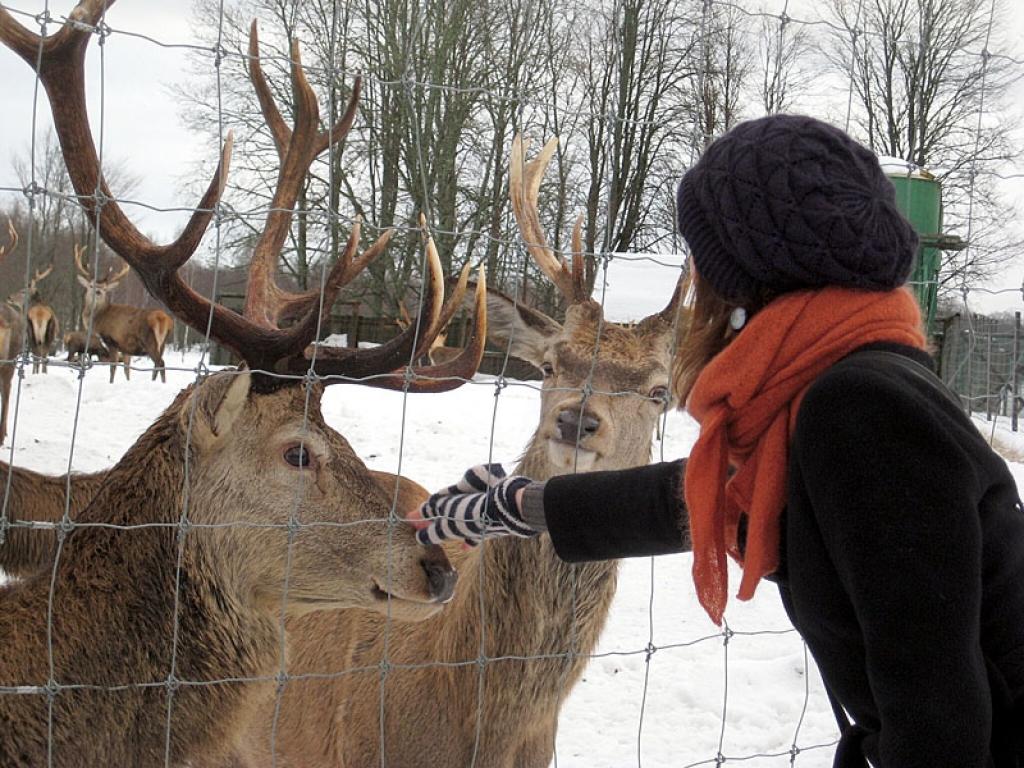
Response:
[1013, 312, 1020, 432]
[966, 320, 974, 416]
[986, 326, 993, 421]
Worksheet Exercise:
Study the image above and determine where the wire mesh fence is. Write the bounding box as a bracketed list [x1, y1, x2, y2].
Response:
[0, 0, 1021, 766]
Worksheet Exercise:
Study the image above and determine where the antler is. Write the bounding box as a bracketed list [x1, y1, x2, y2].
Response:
[27, 264, 54, 297]
[75, 243, 130, 286]
[0, 3, 468, 383]
[105, 261, 131, 285]
[1, 222, 54, 304]
[0, 220, 17, 263]
[356, 267, 489, 393]
[72, 243, 88, 278]
[509, 135, 589, 304]
[654, 271, 689, 325]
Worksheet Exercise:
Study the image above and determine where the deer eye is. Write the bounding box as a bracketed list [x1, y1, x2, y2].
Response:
[648, 385, 669, 403]
[283, 445, 313, 468]
[541, 362, 555, 378]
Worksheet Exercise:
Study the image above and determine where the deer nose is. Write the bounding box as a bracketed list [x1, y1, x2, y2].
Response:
[422, 556, 457, 603]
[556, 408, 601, 442]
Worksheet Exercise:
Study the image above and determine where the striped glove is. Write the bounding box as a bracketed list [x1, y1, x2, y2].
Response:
[415, 464, 538, 546]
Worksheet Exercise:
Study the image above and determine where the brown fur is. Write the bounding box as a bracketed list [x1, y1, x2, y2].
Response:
[26, 302, 59, 374]
[63, 331, 115, 367]
[0, 372, 455, 766]
[0, 461, 107, 580]
[235, 293, 684, 767]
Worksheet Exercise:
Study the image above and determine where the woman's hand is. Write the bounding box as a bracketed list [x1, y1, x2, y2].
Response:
[414, 464, 538, 546]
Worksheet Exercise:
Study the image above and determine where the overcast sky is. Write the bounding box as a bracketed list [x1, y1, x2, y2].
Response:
[1, 0, 1023, 319]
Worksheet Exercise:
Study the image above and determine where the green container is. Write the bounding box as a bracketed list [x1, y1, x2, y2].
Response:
[883, 159, 942, 332]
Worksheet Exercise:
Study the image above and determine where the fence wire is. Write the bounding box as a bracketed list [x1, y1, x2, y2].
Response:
[0, 0, 1021, 767]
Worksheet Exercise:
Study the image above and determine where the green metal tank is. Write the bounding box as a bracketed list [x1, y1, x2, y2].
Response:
[880, 157, 943, 332]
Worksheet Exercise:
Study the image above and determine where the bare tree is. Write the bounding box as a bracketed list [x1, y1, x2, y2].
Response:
[757, 6, 815, 114]
[177, 0, 705, 321]
[580, 0, 695, 260]
[823, 0, 1023, 292]
[684, 1, 754, 150]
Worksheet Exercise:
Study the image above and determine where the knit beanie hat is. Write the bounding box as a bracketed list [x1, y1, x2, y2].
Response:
[677, 115, 917, 305]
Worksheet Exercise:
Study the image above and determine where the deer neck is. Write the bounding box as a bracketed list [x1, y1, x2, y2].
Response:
[0, 400, 278, 765]
[437, 428, 656, 661]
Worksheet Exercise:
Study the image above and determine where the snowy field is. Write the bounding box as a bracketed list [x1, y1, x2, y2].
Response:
[4, 349, 1022, 767]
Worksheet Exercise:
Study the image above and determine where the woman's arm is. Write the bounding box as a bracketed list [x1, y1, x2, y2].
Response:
[531, 460, 689, 561]
[416, 460, 689, 561]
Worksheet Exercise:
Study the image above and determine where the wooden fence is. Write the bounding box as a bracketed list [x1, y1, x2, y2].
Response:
[937, 312, 1022, 429]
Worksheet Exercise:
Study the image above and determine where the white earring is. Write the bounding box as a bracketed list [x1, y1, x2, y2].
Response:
[729, 306, 747, 331]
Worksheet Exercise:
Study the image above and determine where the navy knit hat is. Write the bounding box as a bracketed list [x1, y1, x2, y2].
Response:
[677, 115, 917, 305]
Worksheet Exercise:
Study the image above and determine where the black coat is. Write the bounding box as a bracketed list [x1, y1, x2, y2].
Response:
[539, 344, 1024, 768]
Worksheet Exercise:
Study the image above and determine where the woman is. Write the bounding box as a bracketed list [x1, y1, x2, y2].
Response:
[416, 115, 1024, 767]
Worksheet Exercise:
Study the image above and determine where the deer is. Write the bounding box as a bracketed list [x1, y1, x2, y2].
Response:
[1, 220, 26, 446]
[233, 135, 686, 768]
[73, 243, 176, 383]
[63, 329, 115, 366]
[0, 3, 489, 765]
[6, 262, 60, 374]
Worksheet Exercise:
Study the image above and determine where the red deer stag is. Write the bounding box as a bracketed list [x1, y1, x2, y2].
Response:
[0, 3, 488, 765]
[235, 136, 686, 768]
[1, 220, 26, 446]
[6, 262, 60, 374]
[73, 243, 175, 383]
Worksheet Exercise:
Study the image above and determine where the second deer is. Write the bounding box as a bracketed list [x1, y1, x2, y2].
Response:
[235, 136, 687, 768]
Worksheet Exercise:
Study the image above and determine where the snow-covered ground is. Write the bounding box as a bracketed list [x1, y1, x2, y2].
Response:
[4, 350, 1022, 767]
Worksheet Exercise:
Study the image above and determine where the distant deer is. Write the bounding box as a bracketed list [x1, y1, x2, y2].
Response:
[1, 220, 25, 446]
[236, 136, 686, 768]
[63, 330, 115, 366]
[74, 244, 175, 383]
[6, 262, 60, 374]
[0, 5, 488, 765]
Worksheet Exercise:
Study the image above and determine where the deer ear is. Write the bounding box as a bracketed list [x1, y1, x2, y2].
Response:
[477, 286, 561, 368]
[76, 274, 92, 290]
[183, 371, 252, 449]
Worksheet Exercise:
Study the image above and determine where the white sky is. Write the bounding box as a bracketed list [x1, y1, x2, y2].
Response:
[1, 0, 1023, 318]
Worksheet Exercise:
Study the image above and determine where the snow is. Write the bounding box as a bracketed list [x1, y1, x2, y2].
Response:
[4, 350, 1022, 766]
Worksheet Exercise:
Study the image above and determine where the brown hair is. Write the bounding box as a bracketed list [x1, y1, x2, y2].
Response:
[672, 269, 773, 405]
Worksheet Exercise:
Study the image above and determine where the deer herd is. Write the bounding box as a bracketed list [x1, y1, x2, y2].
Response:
[0, 2, 688, 767]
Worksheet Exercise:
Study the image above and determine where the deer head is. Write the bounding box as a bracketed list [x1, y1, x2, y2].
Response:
[497, 136, 686, 474]
[0, 2, 488, 619]
[73, 242, 130, 311]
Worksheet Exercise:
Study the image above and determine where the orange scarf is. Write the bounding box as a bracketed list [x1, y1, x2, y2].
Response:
[684, 287, 926, 625]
